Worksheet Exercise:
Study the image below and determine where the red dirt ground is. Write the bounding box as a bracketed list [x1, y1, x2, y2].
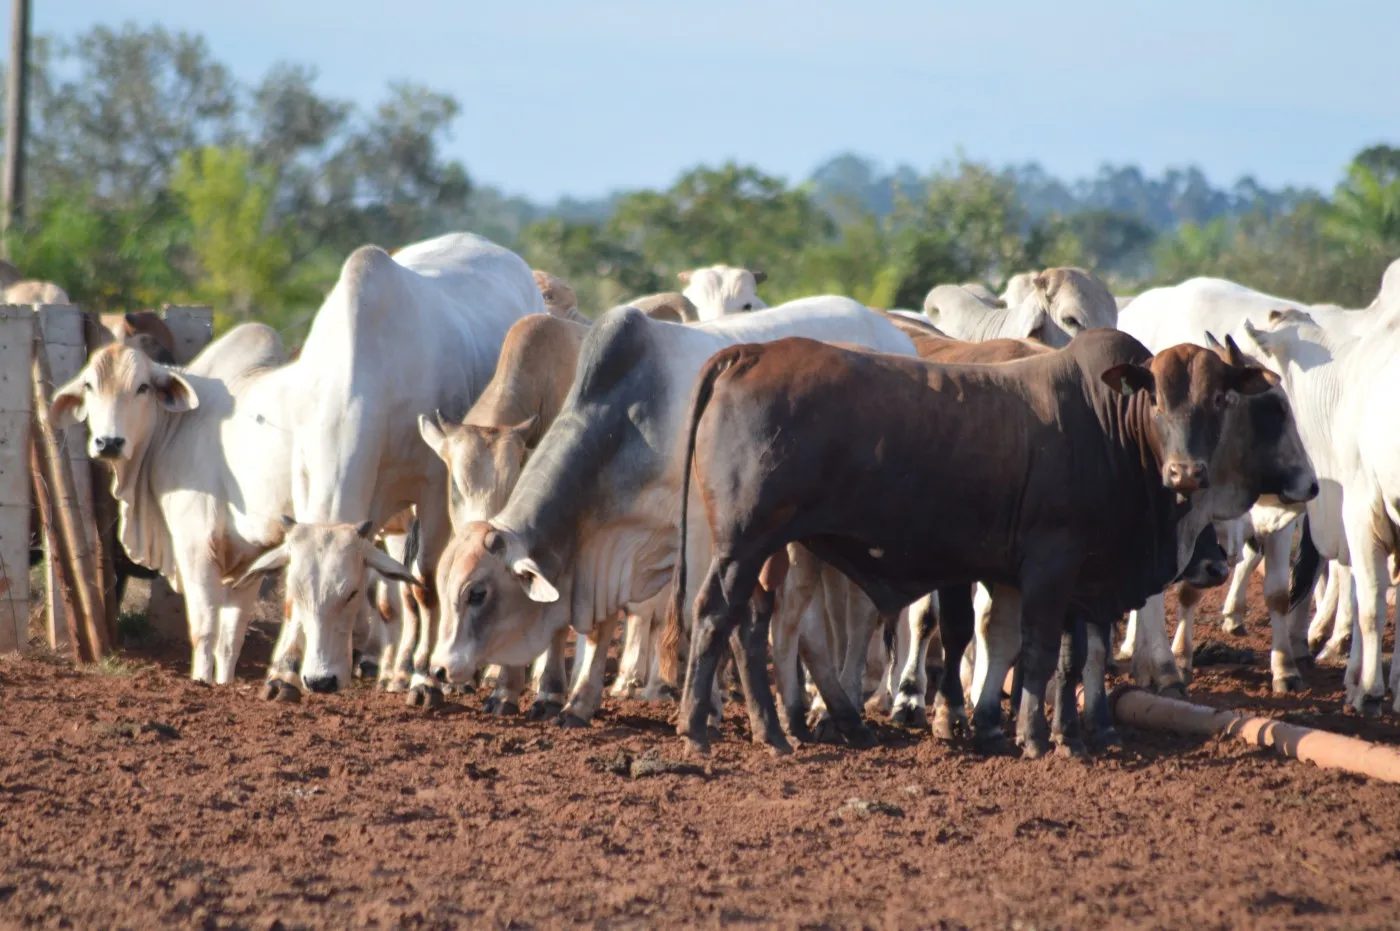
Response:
[3, 578, 1400, 929]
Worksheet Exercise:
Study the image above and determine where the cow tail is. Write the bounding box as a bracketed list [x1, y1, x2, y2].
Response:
[660, 348, 739, 687]
[1288, 514, 1321, 611]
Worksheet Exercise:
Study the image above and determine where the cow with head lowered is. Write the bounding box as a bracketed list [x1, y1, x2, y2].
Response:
[669, 329, 1315, 757]
[234, 233, 543, 702]
[428, 298, 916, 727]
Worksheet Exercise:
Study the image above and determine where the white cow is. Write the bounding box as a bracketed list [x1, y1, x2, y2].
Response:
[1116, 275, 1387, 693]
[52, 325, 295, 684]
[430, 297, 916, 738]
[236, 232, 544, 700]
[678, 265, 767, 321]
[1239, 309, 1400, 714]
[924, 267, 1118, 348]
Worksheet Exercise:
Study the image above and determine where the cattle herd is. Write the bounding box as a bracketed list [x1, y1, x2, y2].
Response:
[48, 232, 1400, 761]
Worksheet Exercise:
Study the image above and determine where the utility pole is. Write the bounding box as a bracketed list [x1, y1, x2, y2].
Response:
[2, 0, 29, 256]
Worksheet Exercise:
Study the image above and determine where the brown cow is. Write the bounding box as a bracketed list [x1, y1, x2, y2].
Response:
[670, 330, 1314, 757]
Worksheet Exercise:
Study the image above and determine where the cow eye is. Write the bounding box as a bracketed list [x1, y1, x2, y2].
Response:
[1063, 316, 1082, 331]
[82, 382, 92, 393]
[741, 303, 753, 311]
[136, 383, 150, 395]
[466, 585, 487, 607]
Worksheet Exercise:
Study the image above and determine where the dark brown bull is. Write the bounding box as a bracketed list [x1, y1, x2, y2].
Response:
[671, 329, 1304, 757]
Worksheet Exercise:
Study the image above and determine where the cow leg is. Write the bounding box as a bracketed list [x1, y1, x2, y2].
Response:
[680, 555, 761, 754]
[1343, 511, 1388, 715]
[729, 587, 792, 754]
[809, 588, 879, 744]
[177, 556, 222, 685]
[1172, 584, 1203, 688]
[1133, 594, 1185, 694]
[1014, 581, 1070, 760]
[1117, 610, 1136, 662]
[1049, 623, 1086, 757]
[528, 626, 570, 719]
[407, 502, 449, 708]
[1081, 619, 1118, 748]
[971, 584, 1020, 751]
[386, 587, 419, 692]
[263, 611, 304, 703]
[1318, 563, 1354, 664]
[1222, 541, 1262, 635]
[932, 586, 973, 741]
[1260, 529, 1303, 693]
[769, 565, 812, 742]
[213, 584, 258, 685]
[611, 612, 650, 698]
[892, 594, 936, 728]
[560, 612, 620, 726]
[482, 665, 527, 716]
[1308, 561, 1338, 653]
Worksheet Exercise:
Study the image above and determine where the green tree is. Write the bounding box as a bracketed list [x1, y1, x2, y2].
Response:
[171, 146, 305, 329]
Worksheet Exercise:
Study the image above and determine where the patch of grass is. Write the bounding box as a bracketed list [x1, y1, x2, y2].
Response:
[116, 611, 155, 646]
[91, 653, 146, 677]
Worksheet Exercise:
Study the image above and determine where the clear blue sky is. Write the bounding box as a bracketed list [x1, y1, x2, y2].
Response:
[36, 0, 1400, 202]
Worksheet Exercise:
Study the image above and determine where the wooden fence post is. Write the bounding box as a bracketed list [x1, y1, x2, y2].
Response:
[36, 304, 94, 651]
[0, 306, 31, 651]
[30, 323, 108, 659]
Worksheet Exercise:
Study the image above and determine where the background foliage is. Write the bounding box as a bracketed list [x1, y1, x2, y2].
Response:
[6, 24, 1399, 340]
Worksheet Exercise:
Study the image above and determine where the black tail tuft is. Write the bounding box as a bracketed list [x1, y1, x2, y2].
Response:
[1288, 515, 1321, 610]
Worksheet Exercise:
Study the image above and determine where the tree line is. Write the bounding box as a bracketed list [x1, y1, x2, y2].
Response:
[6, 24, 1400, 338]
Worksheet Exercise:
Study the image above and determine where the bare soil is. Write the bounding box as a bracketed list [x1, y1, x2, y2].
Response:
[2, 578, 1399, 930]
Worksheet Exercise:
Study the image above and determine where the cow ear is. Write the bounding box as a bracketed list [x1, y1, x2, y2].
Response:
[231, 543, 289, 589]
[1227, 365, 1280, 396]
[504, 413, 538, 441]
[364, 542, 418, 586]
[512, 557, 560, 603]
[677, 270, 692, 285]
[50, 375, 88, 427]
[154, 367, 198, 413]
[1033, 272, 1050, 292]
[1101, 363, 1156, 399]
[418, 413, 448, 460]
[750, 269, 767, 285]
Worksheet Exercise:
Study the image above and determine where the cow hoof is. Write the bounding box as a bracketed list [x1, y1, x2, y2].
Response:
[892, 703, 929, 730]
[1294, 655, 1316, 672]
[1223, 619, 1247, 637]
[683, 735, 710, 758]
[406, 685, 445, 710]
[1272, 675, 1303, 695]
[843, 724, 879, 750]
[1359, 696, 1385, 718]
[785, 721, 815, 746]
[262, 679, 301, 703]
[356, 659, 380, 680]
[1054, 738, 1088, 759]
[526, 699, 563, 721]
[762, 734, 794, 757]
[384, 676, 410, 694]
[1017, 735, 1051, 760]
[1089, 727, 1124, 750]
[810, 715, 842, 745]
[1157, 682, 1188, 701]
[489, 700, 520, 717]
[557, 712, 591, 729]
[972, 729, 1013, 756]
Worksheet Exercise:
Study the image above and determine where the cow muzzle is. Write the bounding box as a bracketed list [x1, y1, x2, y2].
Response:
[92, 435, 126, 459]
[1278, 473, 1320, 505]
[1163, 459, 1209, 493]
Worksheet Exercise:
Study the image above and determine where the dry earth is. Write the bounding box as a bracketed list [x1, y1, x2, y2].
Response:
[2, 578, 1399, 929]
